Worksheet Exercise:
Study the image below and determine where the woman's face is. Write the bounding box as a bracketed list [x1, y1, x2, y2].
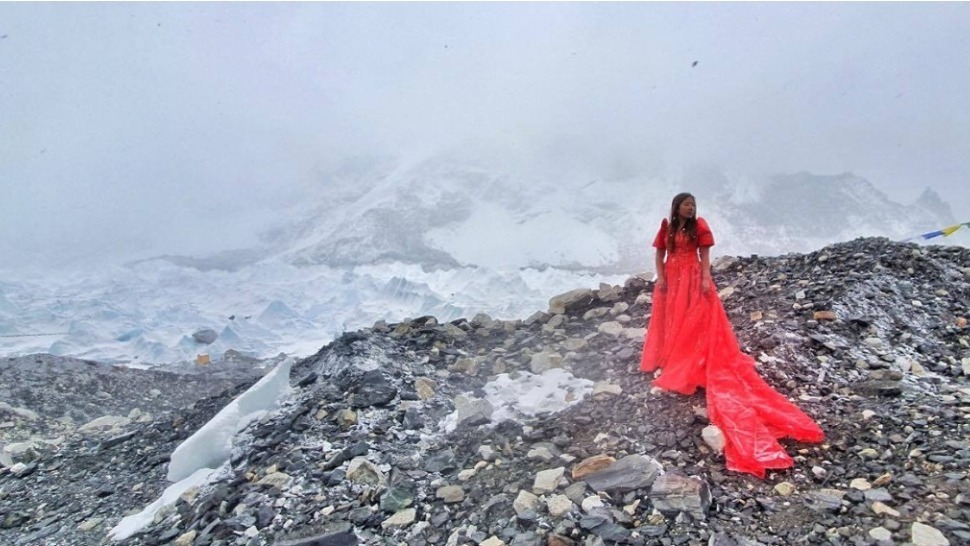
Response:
[677, 197, 696, 219]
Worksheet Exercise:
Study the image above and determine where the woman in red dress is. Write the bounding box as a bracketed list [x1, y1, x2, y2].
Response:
[641, 192, 824, 478]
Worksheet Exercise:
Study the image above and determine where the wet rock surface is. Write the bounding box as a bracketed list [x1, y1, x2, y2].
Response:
[0, 237, 968, 546]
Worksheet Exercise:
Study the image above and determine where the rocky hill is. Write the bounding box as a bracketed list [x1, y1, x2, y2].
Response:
[1, 238, 969, 546]
[0, 355, 266, 464]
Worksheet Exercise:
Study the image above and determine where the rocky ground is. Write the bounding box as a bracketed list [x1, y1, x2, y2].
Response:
[0, 354, 265, 464]
[1, 237, 969, 546]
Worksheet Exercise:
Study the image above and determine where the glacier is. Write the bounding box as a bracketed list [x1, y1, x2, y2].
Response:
[0, 259, 627, 365]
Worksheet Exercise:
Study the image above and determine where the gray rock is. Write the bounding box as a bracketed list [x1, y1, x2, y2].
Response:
[524, 311, 551, 326]
[346, 457, 385, 486]
[584, 454, 663, 493]
[532, 467, 565, 494]
[596, 283, 622, 302]
[192, 328, 218, 344]
[424, 450, 458, 474]
[592, 523, 631, 542]
[851, 380, 903, 397]
[596, 322, 624, 337]
[709, 533, 739, 546]
[381, 508, 416, 530]
[436, 485, 465, 503]
[471, 312, 495, 329]
[455, 395, 493, 427]
[514, 490, 540, 516]
[349, 369, 398, 408]
[549, 289, 594, 315]
[530, 352, 564, 374]
[807, 489, 845, 513]
[864, 488, 894, 502]
[911, 522, 950, 546]
[380, 483, 415, 513]
[649, 471, 712, 520]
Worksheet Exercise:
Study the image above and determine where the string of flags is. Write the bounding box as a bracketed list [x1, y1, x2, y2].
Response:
[901, 221, 970, 242]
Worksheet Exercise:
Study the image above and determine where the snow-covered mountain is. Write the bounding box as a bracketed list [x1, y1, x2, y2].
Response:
[261, 151, 661, 272]
[700, 170, 958, 258]
[261, 153, 959, 271]
[1, 151, 964, 365]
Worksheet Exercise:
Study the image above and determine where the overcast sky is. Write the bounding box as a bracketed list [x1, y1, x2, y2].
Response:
[2, 3, 968, 268]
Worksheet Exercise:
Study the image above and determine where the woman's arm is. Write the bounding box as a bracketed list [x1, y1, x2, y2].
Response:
[699, 246, 712, 294]
[655, 248, 667, 290]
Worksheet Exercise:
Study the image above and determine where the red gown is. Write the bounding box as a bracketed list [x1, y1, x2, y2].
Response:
[640, 217, 824, 478]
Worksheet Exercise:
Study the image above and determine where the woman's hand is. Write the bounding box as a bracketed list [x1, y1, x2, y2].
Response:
[701, 274, 711, 294]
[656, 276, 667, 291]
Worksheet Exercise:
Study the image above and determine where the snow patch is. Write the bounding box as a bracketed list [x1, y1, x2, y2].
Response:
[441, 368, 594, 432]
[108, 358, 294, 541]
[425, 203, 619, 268]
[108, 467, 223, 541]
[168, 358, 294, 481]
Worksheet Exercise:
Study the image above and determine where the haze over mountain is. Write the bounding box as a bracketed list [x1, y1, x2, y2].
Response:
[2, 2, 969, 364]
[257, 152, 961, 273]
[1, 157, 964, 365]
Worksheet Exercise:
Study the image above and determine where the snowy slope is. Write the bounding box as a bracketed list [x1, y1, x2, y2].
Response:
[704, 172, 959, 258]
[262, 153, 959, 272]
[264, 151, 674, 272]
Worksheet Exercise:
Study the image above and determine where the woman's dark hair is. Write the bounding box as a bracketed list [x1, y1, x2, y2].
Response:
[667, 192, 697, 251]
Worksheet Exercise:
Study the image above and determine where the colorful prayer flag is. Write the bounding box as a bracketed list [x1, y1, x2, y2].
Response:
[908, 222, 969, 241]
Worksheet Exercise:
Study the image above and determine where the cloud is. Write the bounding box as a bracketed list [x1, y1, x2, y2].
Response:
[1, 2, 968, 267]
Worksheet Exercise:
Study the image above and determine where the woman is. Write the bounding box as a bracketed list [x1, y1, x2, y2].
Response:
[641, 192, 824, 478]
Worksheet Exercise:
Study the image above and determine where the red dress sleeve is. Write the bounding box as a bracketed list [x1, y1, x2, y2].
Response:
[652, 218, 669, 249]
[696, 217, 715, 247]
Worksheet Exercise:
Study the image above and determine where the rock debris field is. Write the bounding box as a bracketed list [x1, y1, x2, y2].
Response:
[1, 237, 969, 546]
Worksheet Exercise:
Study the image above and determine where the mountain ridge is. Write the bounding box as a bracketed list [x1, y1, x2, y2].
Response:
[254, 156, 960, 273]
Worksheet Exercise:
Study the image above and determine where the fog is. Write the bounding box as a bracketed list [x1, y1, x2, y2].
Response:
[2, 3, 968, 268]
